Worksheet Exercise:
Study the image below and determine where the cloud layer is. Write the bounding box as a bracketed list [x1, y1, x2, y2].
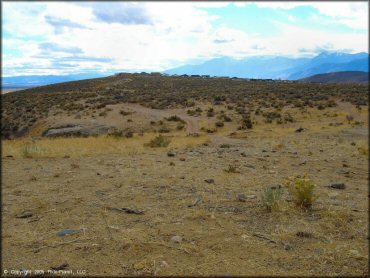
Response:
[2, 1, 368, 76]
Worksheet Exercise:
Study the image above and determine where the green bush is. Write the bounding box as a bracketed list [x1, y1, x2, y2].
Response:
[285, 174, 315, 209]
[261, 185, 283, 212]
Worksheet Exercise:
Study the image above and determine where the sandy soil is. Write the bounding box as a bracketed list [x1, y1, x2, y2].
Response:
[2, 102, 369, 276]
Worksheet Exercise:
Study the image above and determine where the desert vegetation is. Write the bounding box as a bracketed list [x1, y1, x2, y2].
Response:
[1, 73, 368, 276]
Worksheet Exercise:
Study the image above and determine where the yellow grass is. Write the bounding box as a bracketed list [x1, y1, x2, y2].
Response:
[2, 132, 210, 158]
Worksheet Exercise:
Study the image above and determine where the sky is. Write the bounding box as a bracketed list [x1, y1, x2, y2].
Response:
[2, 1, 369, 76]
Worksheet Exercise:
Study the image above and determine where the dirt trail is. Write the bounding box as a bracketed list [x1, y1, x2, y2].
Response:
[120, 103, 200, 133]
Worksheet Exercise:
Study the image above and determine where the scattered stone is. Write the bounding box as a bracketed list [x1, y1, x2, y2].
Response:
[179, 157, 186, 161]
[337, 169, 350, 175]
[16, 211, 33, 219]
[169, 162, 175, 166]
[43, 123, 112, 138]
[188, 197, 202, 207]
[63, 155, 70, 159]
[171, 235, 182, 244]
[351, 142, 356, 146]
[329, 183, 346, 190]
[160, 261, 169, 268]
[51, 263, 69, 271]
[296, 231, 312, 238]
[295, 127, 305, 132]
[167, 151, 176, 157]
[284, 243, 293, 250]
[237, 194, 247, 202]
[57, 229, 80, 237]
[204, 179, 214, 184]
[107, 207, 144, 215]
[237, 194, 257, 202]
[343, 163, 349, 168]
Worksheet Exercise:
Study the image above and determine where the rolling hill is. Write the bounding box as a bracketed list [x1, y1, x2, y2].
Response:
[300, 71, 369, 84]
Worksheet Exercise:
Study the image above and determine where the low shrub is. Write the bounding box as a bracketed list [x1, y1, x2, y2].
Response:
[215, 121, 224, 128]
[285, 174, 315, 209]
[261, 185, 283, 212]
[145, 135, 171, 147]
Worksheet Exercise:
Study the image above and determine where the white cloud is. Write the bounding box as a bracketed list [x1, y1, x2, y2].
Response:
[2, 1, 368, 76]
[251, 1, 368, 29]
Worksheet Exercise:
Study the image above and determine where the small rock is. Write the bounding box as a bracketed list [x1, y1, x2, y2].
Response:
[160, 261, 169, 268]
[351, 142, 356, 146]
[57, 229, 80, 237]
[179, 157, 186, 161]
[329, 183, 346, 190]
[342, 163, 349, 168]
[169, 162, 175, 166]
[237, 194, 247, 202]
[237, 194, 256, 202]
[171, 235, 182, 244]
[16, 211, 33, 219]
[269, 184, 282, 190]
[296, 231, 312, 238]
[51, 263, 68, 271]
[204, 179, 214, 184]
[295, 127, 305, 133]
[167, 151, 176, 157]
[337, 169, 350, 175]
[284, 243, 293, 250]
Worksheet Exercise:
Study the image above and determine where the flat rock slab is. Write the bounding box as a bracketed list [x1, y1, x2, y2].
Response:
[43, 124, 112, 137]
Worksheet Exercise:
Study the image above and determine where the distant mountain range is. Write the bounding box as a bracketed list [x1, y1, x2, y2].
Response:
[164, 51, 369, 80]
[2, 73, 110, 88]
[300, 71, 369, 84]
[2, 51, 369, 88]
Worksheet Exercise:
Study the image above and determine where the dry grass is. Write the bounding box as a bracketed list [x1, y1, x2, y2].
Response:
[2, 132, 210, 158]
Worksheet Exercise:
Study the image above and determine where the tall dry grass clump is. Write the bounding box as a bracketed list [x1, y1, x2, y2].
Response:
[2, 132, 209, 158]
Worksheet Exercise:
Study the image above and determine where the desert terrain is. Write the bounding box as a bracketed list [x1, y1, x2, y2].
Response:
[1, 73, 369, 276]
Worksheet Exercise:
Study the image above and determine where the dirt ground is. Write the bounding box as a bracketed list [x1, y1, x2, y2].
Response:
[2, 102, 369, 276]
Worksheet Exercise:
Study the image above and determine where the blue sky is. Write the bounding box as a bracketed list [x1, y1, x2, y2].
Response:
[2, 1, 368, 76]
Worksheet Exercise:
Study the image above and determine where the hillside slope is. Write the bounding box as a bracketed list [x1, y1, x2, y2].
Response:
[300, 71, 369, 84]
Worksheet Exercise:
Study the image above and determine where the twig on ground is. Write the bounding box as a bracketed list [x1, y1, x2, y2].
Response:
[253, 233, 277, 244]
[34, 238, 90, 253]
